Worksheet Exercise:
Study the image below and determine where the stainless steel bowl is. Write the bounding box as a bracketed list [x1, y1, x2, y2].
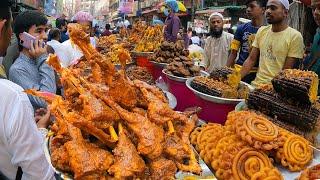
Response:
[185, 77, 254, 104]
[162, 69, 209, 82]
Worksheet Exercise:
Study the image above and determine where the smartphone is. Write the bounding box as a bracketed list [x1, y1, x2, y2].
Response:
[20, 32, 45, 49]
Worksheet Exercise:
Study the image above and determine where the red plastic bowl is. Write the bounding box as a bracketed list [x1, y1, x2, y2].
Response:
[185, 77, 253, 124]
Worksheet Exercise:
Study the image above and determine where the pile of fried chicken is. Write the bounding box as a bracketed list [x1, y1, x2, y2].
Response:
[28, 23, 201, 180]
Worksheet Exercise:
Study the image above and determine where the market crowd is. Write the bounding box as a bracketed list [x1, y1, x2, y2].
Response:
[1, 0, 320, 179]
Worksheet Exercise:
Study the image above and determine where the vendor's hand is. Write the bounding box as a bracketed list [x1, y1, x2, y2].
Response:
[35, 108, 47, 123]
[36, 106, 51, 128]
[29, 39, 47, 59]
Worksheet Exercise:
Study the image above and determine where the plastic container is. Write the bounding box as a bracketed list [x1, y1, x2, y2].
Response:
[162, 69, 208, 111]
[186, 77, 254, 124]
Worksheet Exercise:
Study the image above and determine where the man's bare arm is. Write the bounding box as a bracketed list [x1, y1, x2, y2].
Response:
[240, 47, 260, 78]
[226, 49, 238, 67]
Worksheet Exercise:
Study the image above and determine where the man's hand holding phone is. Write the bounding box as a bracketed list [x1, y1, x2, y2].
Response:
[29, 39, 47, 59]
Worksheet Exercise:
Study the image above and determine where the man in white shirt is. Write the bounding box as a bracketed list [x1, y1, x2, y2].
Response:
[60, 11, 97, 67]
[0, 2, 55, 179]
[47, 28, 68, 67]
[202, 13, 234, 73]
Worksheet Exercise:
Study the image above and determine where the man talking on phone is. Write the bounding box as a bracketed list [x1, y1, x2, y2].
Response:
[9, 10, 56, 111]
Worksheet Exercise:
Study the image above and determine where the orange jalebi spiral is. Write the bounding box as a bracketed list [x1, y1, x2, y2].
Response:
[276, 135, 313, 172]
[196, 124, 224, 152]
[213, 138, 249, 180]
[235, 112, 284, 150]
[225, 111, 252, 132]
[232, 147, 273, 180]
[251, 167, 283, 180]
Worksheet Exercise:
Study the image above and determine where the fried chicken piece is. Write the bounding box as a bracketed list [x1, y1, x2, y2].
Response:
[79, 91, 120, 122]
[108, 72, 138, 110]
[104, 97, 164, 159]
[134, 81, 189, 125]
[68, 23, 115, 85]
[108, 124, 146, 179]
[66, 112, 117, 146]
[51, 144, 71, 172]
[164, 133, 190, 164]
[175, 147, 202, 175]
[149, 158, 177, 180]
[65, 124, 114, 180]
[132, 107, 147, 116]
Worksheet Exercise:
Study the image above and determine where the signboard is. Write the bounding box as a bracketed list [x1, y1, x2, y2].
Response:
[119, 0, 134, 14]
[20, 0, 41, 8]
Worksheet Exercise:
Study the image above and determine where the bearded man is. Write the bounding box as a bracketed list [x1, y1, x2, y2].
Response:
[201, 13, 234, 73]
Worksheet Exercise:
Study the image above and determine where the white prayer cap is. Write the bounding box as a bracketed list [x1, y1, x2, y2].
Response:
[209, 12, 224, 21]
[277, 0, 290, 10]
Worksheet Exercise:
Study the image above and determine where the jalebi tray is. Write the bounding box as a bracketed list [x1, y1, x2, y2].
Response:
[195, 119, 320, 180]
[44, 135, 216, 180]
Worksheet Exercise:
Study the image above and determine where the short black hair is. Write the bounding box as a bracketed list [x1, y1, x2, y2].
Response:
[49, 28, 61, 40]
[14, 10, 48, 50]
[0, 0, 12, 29]
[105, 23, 110, 30]
[56, 18, 67, 29]
[192, 30, 197, 36]
[245, 0, 267, 7]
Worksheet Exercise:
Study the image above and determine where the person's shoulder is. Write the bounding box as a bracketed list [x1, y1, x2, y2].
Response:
[258, 25, 272, 32]
[224, 31, 234, 39]
[0, 79, 27, 101]
[286, 26, 303, 37]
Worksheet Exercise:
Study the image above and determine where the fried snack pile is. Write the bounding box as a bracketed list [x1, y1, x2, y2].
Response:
[166, 55, 200, 78]
[190, 67, 249, 99]
[134, 25, 164, 52]
[299, 164, 320, 180]
[151, 40, 188, 63]
[190, 111, 314, 180]
[126, 66, 155, 85]
[28, 23, 202, 179]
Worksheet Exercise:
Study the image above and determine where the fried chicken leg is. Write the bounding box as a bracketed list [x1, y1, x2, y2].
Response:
[103, 97, 164, 159]
[108, 124, 146, 179]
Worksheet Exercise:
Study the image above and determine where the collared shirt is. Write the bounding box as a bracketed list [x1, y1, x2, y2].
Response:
[202, 31, 234, 73]
[164, 14, 181, 43]
[0, 79, 55, 180]
[9, 53, 56, 110]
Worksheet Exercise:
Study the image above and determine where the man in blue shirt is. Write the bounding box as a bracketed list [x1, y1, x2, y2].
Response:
[9, 10, 56, 111]
[227, 0, 267, 83]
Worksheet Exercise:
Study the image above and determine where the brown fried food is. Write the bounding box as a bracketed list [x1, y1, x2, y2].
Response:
[108, 125, 146, 179]
[164, 133, 190, 164]
[51, 144, 71, 172]
[299, 164, 320, 180]
[65, 124, 114, 180]
[104, 97, 164, 159]
[108, 72, 138, 109]
[149, 158, 177, 180]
